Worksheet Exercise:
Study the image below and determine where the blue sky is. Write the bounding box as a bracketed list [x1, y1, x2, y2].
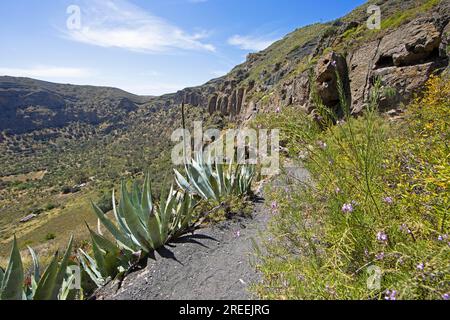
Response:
[0, 0, 366, 95]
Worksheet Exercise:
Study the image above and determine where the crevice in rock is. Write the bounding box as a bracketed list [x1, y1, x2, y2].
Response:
[374, 55, 395, 69]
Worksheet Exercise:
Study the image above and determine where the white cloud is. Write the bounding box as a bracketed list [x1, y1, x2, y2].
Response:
[228, 35, 277, 51]
[64, 0, 215, 53]
[0, 66, 93, 79]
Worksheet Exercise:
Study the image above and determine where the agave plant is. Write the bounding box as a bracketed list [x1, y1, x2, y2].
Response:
[78, 226, 133, 288]
[174, 152, 256, 201]
[90, 174, 196, 255]
[0, 236, 75, 300]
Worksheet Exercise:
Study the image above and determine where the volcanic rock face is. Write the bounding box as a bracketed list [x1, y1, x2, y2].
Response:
[347, 18, 446, 113]
[314, 51, 350, 111]
[166, 1, 449, 120]
[2, 1, 449, 132]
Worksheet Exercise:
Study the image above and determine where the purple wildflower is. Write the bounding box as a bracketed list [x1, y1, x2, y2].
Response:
[317, 141, 327, 150]
[331, 60, 337, 67]
[438, 234, 448, 241]
[335, 187, 341, 194]
[385, 290, 398, 301]
[442, 293, 449, 300]
[376, 231, 389, 243]
[375, 252, 385, 261]
[342, 203, 354, 214]
[275, 107, 281, 113]
[400, 223, 412, 235]
[383, 197, 394, 205]
[235, 230, 241, 238]
[417, 263, 425, 271]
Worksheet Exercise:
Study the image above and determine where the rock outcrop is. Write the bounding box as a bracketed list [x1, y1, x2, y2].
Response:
[314, 51, 350, 112]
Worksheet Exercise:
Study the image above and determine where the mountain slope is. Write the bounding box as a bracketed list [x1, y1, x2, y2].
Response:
[164, 0, 449, 119]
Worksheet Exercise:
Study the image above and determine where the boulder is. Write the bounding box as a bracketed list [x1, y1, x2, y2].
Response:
[372, 62, 438, 109]
[375, 21, 441, 68]
[314, 51, 350, 110]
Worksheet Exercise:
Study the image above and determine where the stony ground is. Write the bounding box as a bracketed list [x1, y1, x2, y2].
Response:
[94, 198, 270, 300]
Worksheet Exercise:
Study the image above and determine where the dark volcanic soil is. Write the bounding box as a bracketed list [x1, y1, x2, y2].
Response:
[94, 199, 271, 300]
[94, 163, 310, 300]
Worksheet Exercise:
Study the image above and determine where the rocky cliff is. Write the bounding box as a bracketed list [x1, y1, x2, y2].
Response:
[161, 0, 450, 122]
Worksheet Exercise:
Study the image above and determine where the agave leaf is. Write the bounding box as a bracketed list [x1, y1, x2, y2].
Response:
[141, 173, 153, 218]
[87, 225, 120, 257]
[111, 190, 135, 250]
[147, 215, 163, 249]
[51, 236, 74, 299]
[189, 162, 217, 200]
[131, 182, 149, 229]
[216, 161, 225, 196]
[92, 199, 134, 251]
[119, 182, 152, 251]
[33, 252, 59, 300]
[27, 246, 40, 283]
[33, 236, 73, 300]
[87, 227, 125, 278]
[78, 249, 104, 288]
[131, 181, 141, 207]
[174, 169, 194, 193]
[0, 236, 24, 300]
[58, 273, 75, 300]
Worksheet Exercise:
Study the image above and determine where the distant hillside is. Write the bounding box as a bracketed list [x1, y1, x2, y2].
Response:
[0, 76, 152, 134]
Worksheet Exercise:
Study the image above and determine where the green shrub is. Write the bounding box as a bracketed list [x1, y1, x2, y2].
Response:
[45, 233, 56, 241]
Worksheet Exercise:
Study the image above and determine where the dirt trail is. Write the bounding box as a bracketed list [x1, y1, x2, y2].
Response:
[95, 163, 309, 300]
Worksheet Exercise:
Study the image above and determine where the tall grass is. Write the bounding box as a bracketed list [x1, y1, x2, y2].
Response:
[253, 74, 450, 300]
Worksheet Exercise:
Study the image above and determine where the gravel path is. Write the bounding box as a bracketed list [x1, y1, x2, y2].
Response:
[95, 198, 271, 300]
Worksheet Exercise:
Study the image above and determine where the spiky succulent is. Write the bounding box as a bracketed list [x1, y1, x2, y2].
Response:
[78, 226, 133, 288]
[174, 152, 256, 201]
[0, 236, 75, 300]
[90, 174, 196, 255]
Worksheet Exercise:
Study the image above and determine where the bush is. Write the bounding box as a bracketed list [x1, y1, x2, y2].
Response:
[95, 191, 113, 213]
[45, 233, 56, 241]
[44, 203, 57, 211]
[253, 74, 450, 300]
